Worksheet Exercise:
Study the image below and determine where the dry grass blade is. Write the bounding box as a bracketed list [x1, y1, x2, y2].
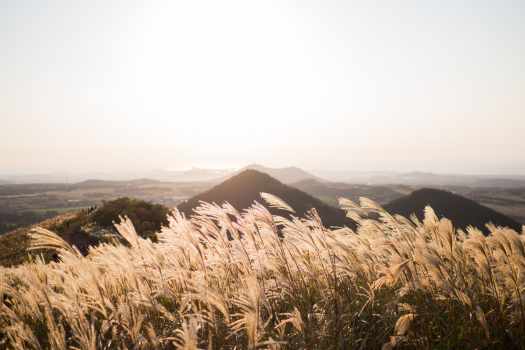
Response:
[28, 226, 81, 257]
[261, 192, 295, 213]
[394, 313, 416, 336]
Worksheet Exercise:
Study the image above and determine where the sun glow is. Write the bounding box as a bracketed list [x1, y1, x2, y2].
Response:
[2, 1, 524, 173]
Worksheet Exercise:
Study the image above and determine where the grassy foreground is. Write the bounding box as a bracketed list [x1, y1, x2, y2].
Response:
[1, 194, 525, 349]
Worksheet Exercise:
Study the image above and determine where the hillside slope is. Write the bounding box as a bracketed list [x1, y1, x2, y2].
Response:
[385, 188, 523, 233]
[178, 170, 353, 228]
[0, 212, 77, 267]
[292, 179, 410, 206]
[0, 198, 170, 267]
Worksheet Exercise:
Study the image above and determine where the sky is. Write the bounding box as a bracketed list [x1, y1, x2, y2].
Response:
[1, 0, 524, 175]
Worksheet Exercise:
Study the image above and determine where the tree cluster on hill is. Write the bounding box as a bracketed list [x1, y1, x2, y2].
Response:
[91, 197, 170, 239]
[50, 197, 170, 253]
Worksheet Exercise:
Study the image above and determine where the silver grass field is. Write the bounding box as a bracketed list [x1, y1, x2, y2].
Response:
[1, 194, 525, 349]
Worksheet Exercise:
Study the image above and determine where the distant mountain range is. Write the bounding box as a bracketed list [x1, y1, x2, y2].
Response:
[384, 188, 523, 234]
[145, 168, 232, 183]
[178, 169, 354, 228]
[0, 168, 230, 184]
[317, 170, 525, 188]
[3, 165, 525, 188]
[0, 165, 315, 185]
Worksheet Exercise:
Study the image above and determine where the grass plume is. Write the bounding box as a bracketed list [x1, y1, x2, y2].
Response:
[1, 195, 525, 349]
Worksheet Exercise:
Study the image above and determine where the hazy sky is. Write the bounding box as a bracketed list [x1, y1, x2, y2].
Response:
[2, 0, 524, 175]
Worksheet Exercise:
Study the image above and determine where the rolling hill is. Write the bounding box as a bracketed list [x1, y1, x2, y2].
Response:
[384, 188, 523, 234]
[0, 198, 170, 267]
[178, 169, 354, 228]
[0, 212, 78, 267]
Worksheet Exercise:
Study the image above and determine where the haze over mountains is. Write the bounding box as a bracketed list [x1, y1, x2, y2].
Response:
[3, 165, 525, 188]
[316, 171, 525, 188]
[0, 168, 232, 184]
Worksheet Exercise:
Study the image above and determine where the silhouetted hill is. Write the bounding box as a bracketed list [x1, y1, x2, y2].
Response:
[0, 212, 78, 267]
[384, 188, 522, 234]
[178, 170, 354, 228]
[237, 164, 320, 184]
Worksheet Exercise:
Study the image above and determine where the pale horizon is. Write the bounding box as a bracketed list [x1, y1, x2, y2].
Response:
[2, 163, 525, 180]
[2, 1, 525, 175]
